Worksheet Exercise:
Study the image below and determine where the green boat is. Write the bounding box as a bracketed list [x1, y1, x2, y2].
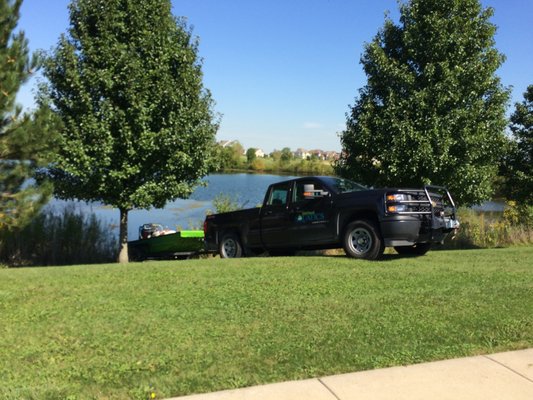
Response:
[128, 227, 205, 261]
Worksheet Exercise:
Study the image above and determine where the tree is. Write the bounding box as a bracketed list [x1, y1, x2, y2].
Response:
[280, 147, 293, 164]
[227, 141, 244, 166]
[0, 0, 57, 230]
[214, 141, 243, 170]
[501, 85, 533, 204]
[336, 0, 510, 205]
[250, 157, 265, 171]
[42, 0, 218, 262]
[269, 149, 281, 161]
[246, 147, 257, 164]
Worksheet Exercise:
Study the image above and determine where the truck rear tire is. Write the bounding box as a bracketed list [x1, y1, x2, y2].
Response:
[343, 220, 384, 260]
[394, 243, 431, 256]
[219, 233, 243, 258]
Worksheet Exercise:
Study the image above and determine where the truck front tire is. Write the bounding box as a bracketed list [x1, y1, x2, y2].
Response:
[343, 220, 384, 260]
[219, 233, 243, 258]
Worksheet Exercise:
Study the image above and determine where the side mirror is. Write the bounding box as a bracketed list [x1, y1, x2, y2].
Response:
[303, 184, 329, 199]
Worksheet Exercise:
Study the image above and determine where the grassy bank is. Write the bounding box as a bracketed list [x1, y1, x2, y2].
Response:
[1, 247, 532, 399]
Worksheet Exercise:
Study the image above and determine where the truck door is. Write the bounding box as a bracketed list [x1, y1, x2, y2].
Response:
[287, 179, 335, 245]
[260, 182, 292, 248]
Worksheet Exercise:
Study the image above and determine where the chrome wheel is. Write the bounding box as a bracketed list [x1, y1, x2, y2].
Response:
[219, 233, 243, 258]
[348, 227, 373, 255]
[222, 238, 237, 258]
[343, 220, 384, 260]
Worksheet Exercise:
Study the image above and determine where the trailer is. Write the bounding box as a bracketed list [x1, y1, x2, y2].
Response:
[128, 228, 204, 261]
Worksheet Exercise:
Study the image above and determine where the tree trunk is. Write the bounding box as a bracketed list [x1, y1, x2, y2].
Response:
[117, 208, 129, 263]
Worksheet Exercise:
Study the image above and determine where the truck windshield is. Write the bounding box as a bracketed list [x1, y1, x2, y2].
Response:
[323, 177, 367, 194]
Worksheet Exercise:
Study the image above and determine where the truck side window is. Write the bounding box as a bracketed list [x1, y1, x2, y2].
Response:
[293, 181, 325, 203]
[267, 184, 289, 206]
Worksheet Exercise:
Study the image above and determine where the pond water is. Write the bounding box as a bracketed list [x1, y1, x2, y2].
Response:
[47, 173, 296, 240]
[46, 172, 504, 241]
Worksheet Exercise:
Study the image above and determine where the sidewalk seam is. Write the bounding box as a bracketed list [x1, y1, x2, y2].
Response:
[317, 378, 342, 400]
[483, 355, 533, 384]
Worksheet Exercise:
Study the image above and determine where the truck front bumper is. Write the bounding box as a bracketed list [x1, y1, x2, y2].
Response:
[380, 216, 459, 247]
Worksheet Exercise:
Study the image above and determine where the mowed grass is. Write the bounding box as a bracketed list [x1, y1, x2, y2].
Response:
[1, 248, 532, 399]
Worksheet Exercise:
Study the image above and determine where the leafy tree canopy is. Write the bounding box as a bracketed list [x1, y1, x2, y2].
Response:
[214, 141, 244, 170]
[0, 0, 57, 230]
[336, 0, 510, 205]
[501, 85, 533, 204]
[42, 0, 218, 261]
[246, 147, 257, 163]
[280, 147, 293, 163]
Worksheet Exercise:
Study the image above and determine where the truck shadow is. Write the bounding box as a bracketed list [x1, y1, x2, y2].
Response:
[278, 251, 421, 262]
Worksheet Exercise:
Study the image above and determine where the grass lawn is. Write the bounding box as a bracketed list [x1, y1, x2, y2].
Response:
[1, 247, 532, 399]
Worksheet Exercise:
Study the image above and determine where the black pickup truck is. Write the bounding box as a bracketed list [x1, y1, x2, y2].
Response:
[203, 176, 459, 260]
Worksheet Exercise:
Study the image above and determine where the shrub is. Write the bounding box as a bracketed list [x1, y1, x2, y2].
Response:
[208, 194, 250, 214]
[0, 205, 117, 266]
[444, 203, 533, 249]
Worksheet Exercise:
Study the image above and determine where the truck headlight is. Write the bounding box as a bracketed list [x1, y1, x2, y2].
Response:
[387, 204, 408, 213]
[386, 193, 409, 202]
[386, 193, 411, 213]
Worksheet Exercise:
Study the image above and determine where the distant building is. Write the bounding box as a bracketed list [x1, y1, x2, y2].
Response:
[294, 148, 311, 159]
[254, 148, 265, 158]
[309, 149, 326, 160]
[324, 151, 340, 161]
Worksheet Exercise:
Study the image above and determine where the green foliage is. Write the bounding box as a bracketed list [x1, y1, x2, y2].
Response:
[215, 147, 335, 175]
[249, 157, 265, 171]
[1, 248, 532, 398]
[0, 0, 58, 229]
[0, 205, 117, 266]
[269, 149, 282, 161]
[501, 85, 533, 204]
[246, 147, 257, 163]
[336, 0, 510, 205]
[503, 201, 533, 228]
[210, 193, 246, 214]
[280, 147, 293, 164]
[213, 141, 245, 171]
[444, 205, 533, 249]
[41, 0, 218, 261]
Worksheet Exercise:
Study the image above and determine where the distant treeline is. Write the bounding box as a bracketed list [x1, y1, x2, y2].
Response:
[214, 142, 334, 175]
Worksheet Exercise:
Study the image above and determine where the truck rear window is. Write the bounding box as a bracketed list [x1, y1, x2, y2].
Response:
[323, 177, 366, 194]
[267, 183, 290, 206]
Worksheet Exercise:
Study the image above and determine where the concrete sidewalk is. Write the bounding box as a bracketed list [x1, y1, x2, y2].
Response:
[169, 348, 533, 400]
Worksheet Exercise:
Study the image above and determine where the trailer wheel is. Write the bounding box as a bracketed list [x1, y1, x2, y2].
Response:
[394, 243, 431, 256]
[219, 233, 243, 258]
[343, 220, 384, 260]
[128, 246, 146, 262]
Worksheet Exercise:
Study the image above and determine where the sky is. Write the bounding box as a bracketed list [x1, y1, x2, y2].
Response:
[16, 0, 533, 153]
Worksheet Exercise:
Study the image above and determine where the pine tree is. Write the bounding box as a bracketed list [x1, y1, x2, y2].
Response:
[42, 0, 218, 262]
[0, 0, 56, 230]
[336, 0, 510, 205]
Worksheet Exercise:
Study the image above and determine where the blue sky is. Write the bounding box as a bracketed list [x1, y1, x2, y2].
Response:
[17, 0, 533, 153]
